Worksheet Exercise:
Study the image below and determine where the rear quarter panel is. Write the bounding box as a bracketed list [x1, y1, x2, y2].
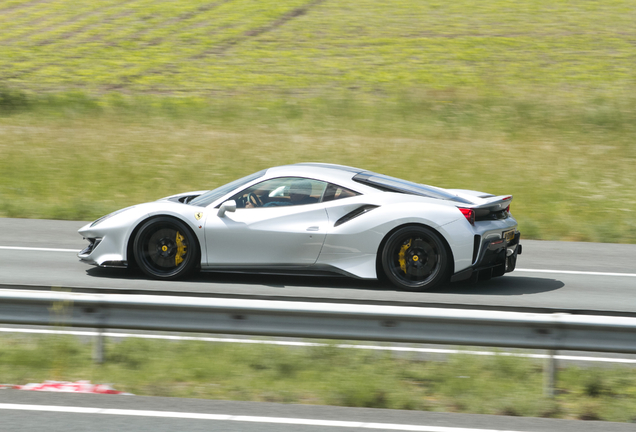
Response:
[317, 194, 474, 278]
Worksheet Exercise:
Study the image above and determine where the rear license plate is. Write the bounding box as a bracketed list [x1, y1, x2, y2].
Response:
[503, 229, 515, 242]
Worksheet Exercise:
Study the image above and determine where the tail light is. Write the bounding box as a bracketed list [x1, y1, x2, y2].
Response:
[459, 208, 475, 225]
[502, 196, 511, 213]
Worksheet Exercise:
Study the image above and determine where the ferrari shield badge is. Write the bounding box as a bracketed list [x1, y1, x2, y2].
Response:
[195, 212, 203, 220]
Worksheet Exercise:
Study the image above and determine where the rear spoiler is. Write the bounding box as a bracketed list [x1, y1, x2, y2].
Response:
[456, 195, 512, 225]
[473, 195, 512, 211]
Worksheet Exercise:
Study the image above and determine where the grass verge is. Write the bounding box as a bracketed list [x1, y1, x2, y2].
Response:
[1, 333, 636, 422]
[1, 91, 635, 243]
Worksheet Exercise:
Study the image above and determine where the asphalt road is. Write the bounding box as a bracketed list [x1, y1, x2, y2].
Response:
[0, 218, 634, 315]
[0, 219, 636, 315]
[2, 391, 635, 432]
[1, 218, 635, 431]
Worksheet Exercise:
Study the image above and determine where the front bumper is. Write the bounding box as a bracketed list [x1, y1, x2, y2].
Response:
[78, 248, 128, 268]
[450, 231, 521, 283]
[78, 231, 128, 269]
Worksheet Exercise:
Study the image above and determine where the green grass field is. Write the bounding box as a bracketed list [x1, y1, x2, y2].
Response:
[1, 0, 634, 97]
[2, 333, 636, 422]
[1, 98, 635, 242]
[0, 0, 635, 242]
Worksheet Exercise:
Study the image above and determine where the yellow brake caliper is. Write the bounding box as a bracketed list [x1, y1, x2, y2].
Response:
[175, 231, 187, 265]
[398, 239, 411, 274]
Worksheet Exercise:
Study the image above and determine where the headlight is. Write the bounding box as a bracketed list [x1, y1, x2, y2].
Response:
[90, 206, 134, 227]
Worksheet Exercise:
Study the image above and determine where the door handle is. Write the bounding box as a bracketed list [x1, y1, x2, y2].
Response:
[306, 226, 319, 232]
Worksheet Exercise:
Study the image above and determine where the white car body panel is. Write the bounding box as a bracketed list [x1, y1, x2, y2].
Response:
[317, 193, 470, 278]
[204, 204, 329, 267]
[78, 163, 521, 286]
[78, 202, 207, 267]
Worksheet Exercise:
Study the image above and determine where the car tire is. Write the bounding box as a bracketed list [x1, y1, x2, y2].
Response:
[133, 217, 199, 280]
[381, 226, 449, 291]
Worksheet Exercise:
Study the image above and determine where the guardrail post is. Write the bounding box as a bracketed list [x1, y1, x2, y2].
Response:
[93, 329, 105, 364]
[543, 349, 557, 397]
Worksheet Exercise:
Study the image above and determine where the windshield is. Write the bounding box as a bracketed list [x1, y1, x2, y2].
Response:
[189, 170, 267, 207]
[353, 172, 473, 204]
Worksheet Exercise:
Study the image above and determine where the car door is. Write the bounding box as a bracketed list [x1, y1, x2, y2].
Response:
[204, 178, 329, 267]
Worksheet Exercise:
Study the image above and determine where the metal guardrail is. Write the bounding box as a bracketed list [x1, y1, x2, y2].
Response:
[2, 289, 635, 353]
[3, 283, 635, 318]
[2, 288, 636, 396]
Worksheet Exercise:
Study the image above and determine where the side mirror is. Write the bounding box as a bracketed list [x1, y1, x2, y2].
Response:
[217, 200, 237, 217]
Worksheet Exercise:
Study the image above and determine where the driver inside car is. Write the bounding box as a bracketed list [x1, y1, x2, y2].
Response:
[245, 180, 315, 208]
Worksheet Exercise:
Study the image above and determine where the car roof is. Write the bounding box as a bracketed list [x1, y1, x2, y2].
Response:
[288, 163, 366, 174]
[264, 163, 367, 185]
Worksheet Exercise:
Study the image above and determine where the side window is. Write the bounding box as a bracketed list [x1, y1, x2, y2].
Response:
[322, 183, 360, 202]
[231, 177, 328, 208]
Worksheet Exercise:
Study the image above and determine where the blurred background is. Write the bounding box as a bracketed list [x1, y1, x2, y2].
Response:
[2, 1, 636, 424]
[1, 0, 635, 242]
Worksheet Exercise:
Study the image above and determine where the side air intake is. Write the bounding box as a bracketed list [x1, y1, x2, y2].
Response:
[334, 205, 379, 227]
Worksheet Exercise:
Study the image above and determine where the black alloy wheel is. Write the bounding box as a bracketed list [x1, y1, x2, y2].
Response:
[381, 226, 449, 291]
[133, 217, 198, 280]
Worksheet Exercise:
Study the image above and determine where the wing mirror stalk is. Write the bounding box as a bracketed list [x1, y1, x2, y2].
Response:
[217, 200, 237, 217]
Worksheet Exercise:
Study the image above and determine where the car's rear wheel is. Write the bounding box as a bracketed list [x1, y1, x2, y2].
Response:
[381, 226, 449, 291]
[133, 217, 198, 280]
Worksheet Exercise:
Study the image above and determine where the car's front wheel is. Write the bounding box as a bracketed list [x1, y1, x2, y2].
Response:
[381, 226, 449, 291]
[133, 217, 198, 280]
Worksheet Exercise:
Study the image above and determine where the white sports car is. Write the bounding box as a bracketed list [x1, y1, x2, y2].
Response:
[78, 163, 521, 291]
